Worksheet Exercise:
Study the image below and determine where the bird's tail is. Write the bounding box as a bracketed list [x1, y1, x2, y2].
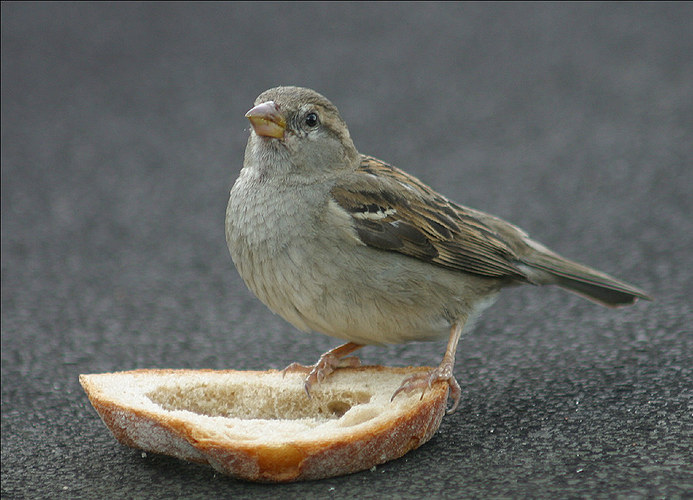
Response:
[521, 253, 652, 307]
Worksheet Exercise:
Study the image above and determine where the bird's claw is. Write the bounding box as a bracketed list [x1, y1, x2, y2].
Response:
[283, 355, 361, 398]
[391, 366, 462, 414]
[281, 362, 312, 376]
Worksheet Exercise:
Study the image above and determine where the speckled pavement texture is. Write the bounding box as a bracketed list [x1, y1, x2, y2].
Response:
[2, 3, 691, 498]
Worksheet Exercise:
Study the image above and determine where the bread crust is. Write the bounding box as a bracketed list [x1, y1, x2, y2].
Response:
[80, 366, 448, 482]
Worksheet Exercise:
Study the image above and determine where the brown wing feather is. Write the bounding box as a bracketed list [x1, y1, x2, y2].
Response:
[331, 155, 528, 280]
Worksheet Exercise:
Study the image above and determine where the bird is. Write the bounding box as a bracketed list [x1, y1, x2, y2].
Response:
[225, 86, 651, 413]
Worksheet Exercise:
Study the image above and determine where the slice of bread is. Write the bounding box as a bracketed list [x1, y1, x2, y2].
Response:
[80, 366, 448, 482]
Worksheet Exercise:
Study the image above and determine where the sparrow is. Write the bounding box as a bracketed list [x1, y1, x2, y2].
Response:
[226, 86, 651, 413]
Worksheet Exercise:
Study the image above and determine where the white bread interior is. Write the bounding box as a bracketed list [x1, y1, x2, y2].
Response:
[80, 366, 448, 482]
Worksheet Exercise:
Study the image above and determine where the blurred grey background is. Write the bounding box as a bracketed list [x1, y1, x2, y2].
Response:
[2, 3, 691, 498]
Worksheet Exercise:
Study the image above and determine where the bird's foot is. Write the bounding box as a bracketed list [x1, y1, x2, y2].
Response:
[281, 362, 312, 376]
[282, 342, 363, 397]
[302, 354, 361, 397]
[391, 362, 462, 414]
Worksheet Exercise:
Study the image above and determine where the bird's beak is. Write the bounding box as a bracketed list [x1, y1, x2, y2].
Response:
[245, 101, 286, 139]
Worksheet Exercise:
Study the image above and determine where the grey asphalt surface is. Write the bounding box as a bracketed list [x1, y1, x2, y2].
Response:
[2, 3, 692, 498]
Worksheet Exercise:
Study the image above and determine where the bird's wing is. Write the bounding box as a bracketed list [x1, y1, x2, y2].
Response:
[330, 155, 529, 280]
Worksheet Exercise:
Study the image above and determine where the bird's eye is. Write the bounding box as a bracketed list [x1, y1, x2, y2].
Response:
[304, 112, 319, 128]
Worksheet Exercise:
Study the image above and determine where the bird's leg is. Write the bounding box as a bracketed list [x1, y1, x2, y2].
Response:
[391, 322, 464, 414]
[283, 342, 364, 397]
